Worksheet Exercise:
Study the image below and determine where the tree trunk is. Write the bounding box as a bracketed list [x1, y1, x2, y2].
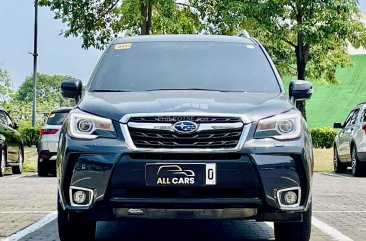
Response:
[295, 32, 310, 120]
[140, 0, 152, 35]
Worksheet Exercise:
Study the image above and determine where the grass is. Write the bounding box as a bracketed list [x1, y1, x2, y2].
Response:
[17, 147, 334, 173]
[313, 148, 333, 173]
[4, 147, 38, 174]
[283, 54, 366, 128]
[23, 147, 38, 172]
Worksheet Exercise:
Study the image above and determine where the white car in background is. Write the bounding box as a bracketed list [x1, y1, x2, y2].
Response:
[38, 107, 72, 176]
[334, 103, 366, 176]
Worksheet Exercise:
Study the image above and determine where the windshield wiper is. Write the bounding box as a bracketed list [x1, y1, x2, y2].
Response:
[91, 90, 131, 92]
[145, 88, 242, 92]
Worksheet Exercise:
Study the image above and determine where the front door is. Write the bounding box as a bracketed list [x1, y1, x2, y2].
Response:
[339, 109, 360, 161]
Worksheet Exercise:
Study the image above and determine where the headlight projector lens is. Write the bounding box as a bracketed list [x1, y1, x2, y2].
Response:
[277, 120, 294, 133]
[78, 120, 93, 132]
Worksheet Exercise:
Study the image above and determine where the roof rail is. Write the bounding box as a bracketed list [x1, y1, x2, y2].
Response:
[237, 30, 251, 38]
[122, 30, 133, 37]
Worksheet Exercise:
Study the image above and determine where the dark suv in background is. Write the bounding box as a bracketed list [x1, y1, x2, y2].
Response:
[57, 33, 313, 241]
[0, 107, 24, 177]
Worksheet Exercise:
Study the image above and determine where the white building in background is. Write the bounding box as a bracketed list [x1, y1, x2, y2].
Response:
[347, 13, 366, 55]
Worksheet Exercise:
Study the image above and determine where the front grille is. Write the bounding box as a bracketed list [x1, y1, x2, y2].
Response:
[130, 129, 241, 148]
[126, 116, 244, 149]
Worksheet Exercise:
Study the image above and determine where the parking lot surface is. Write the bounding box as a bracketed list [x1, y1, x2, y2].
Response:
[1, 172, 365, 241]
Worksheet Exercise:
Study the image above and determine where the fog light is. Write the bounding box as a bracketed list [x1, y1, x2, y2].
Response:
[284, 191, 298, 205]
[73, 190, 87, 204]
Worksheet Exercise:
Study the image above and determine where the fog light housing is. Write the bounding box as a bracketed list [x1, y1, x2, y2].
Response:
[277, 187, 301, 209]
[69, 186, 93, 207]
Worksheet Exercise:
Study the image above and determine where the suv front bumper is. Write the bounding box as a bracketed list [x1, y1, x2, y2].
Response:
[58, 135, 312, 222]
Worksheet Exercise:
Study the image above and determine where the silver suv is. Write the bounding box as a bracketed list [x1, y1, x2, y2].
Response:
[38, 107, 72, 176]
[334, 103, 366, 176]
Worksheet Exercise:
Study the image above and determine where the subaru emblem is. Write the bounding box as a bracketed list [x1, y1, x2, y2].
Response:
[173, 121, 198, 133]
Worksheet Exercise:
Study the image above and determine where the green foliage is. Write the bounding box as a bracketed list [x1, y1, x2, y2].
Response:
[311, 128, 337, 149]
[39, 0, 202, 49]
[0, 66, 14, 103]
[14, 73, 73, 105]
[19, 126, 40, 147]
[191, 0, 366, 84]
[9, 73, 75, 126]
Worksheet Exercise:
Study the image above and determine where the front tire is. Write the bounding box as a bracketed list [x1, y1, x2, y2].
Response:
[12, 149, 23, 174]
[0, 150, 6, 177]
[274, 204, 312, 241]
[351, 146, 366, 177]
[334, 147, 347, 173]
[58, 197, 96, 241]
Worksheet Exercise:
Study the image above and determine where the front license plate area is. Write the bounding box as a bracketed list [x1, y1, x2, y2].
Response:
[145, 163, 216, 186]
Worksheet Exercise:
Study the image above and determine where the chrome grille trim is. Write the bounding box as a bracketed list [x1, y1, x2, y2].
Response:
[120, 113, 250, 153]
[120, 112, 251, 124]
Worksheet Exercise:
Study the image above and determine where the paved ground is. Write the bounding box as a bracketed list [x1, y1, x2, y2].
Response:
[1, 172, 366, 241]
[0, 173, 57, 239]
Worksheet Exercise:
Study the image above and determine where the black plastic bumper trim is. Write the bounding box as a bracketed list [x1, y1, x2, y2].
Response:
[110, 197, 262, 205]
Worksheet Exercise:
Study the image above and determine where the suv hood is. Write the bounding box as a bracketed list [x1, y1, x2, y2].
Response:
[78, 91, 294, 123]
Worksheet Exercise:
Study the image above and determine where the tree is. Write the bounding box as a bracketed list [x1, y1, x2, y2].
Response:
[0, 66, 13, 103]
[39, 0, 202, 49]
[11, 73, 74, 126]
[192, 0, 366, 118]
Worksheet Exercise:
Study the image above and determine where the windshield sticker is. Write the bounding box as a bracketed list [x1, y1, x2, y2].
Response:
[49, 113, 55, 118]
[246, 45, 255, 49]
[114, 43, 132, 50]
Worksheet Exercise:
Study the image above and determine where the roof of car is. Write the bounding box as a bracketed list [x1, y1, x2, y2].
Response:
[51, 107, 73, 113]
[113, 34, 256, 45]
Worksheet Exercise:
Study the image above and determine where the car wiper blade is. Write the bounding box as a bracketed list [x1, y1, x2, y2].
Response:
[145, 88, 242, 92]
[91, 90, 131, 92]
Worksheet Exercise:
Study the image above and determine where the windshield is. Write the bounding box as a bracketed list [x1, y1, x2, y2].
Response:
[46, 112, 69, 125]
[90, 41, 280, 93]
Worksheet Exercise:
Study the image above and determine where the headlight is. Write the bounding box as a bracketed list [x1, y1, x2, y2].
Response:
[254, 111, 302, 140]
[68, 111, 116, 139]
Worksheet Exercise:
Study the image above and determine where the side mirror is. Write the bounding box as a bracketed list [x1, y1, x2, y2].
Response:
[289, 80, 313, 101]
[13, 122, 19, 129]
[61, 79, 82, 101]
[333, 123, 343, 129]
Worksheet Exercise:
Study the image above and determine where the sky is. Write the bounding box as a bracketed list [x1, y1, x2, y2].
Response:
[1, 1, 366, 89]
[0, 1, 101, 88]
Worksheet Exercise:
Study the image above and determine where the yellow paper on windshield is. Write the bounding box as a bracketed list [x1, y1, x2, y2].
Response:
[114, 43, 132, 50]
[49, 113, 56, 118]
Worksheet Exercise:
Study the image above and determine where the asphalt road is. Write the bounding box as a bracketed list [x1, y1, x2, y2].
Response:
[1, 172, 366, 241]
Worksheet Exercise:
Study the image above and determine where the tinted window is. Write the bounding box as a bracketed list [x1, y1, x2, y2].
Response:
[46, 112, 69, 125]
[3, 112, 13, 126]
[90, 41, 280, 93]
[349, 109, 360, 125]
[362, 109, 366, 122]
[0, 112, 7, 125]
